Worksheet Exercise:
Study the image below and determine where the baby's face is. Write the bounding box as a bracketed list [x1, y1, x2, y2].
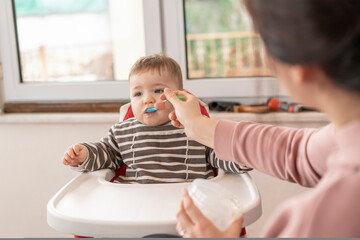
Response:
[129, 69, 180, 126]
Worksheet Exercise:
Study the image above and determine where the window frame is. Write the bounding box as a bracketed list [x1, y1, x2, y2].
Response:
[0, 0, 162, 102]
[161, 0, 287, 101]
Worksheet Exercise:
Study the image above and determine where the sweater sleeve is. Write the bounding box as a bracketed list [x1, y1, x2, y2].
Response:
[205, 147, 252, 173]
[214, 120, 335, 187]
[78, 125, 123, 171]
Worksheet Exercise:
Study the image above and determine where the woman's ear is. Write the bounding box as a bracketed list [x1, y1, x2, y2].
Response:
[288, 65, 312, 85]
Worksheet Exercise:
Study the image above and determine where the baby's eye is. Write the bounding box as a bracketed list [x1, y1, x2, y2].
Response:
[155, 89, 164, 94]
[134, 92, 142, 97]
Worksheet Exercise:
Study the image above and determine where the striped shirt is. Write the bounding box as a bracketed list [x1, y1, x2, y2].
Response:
[79, 118, 250, 184]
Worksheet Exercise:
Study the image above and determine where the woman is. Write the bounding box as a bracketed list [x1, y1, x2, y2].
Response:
[155, 0, 360, 237]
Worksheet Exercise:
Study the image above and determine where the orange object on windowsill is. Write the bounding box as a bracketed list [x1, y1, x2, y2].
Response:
[233, 105, 270, 113]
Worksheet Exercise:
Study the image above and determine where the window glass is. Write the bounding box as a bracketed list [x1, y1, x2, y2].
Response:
[13, 0, 146, 83]
[184, 0, 271, 79]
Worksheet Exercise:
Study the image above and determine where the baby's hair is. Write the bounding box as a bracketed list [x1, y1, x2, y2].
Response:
[129, 53, 183, 89]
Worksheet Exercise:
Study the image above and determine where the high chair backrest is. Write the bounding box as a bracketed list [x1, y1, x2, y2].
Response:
[109, 91, 212, 183]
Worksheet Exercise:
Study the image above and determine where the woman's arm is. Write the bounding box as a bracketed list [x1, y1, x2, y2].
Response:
[214, 120, 335, 187]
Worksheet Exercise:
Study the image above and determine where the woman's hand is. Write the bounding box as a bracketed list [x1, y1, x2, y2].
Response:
[155, 88, 219, 147]
[155, 88, 203, 137]
[176, 189, 244, 238]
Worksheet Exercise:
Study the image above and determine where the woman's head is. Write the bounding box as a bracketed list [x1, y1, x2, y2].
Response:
[244, 0, 360, 93]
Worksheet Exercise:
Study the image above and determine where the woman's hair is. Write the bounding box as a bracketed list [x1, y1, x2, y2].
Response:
[244, 0, 360, 92]
[129, 53, 183, 89]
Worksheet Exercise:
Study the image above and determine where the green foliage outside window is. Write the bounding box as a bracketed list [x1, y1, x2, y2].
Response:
[14, 0, 108, 16]
[184, 0, 248, 34]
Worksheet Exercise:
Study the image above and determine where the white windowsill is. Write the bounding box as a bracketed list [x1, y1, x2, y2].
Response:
[0, 111, 329, 124]
[0, 112, 120, 124]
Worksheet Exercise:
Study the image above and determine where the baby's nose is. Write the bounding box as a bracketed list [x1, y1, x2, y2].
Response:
[143, 94, 155, 104]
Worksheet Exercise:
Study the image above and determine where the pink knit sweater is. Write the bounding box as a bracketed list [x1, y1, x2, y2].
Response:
[214, 120, 360, 237]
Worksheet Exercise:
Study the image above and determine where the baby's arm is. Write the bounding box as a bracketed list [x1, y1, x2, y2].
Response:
[62, 125, 122, 171]
[62, 144, 89, 167]
[206, 147, 252, 173]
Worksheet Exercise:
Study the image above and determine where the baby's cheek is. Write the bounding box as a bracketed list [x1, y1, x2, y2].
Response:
[131, 108, 143, 122]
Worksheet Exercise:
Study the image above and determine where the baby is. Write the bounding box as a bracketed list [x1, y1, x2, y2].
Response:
[61, 53, 250, 183]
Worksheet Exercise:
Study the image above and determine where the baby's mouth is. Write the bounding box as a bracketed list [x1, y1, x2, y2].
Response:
[145, 107, 158, 113]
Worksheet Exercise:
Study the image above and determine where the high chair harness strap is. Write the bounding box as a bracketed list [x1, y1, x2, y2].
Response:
[110, 164, 127, 183]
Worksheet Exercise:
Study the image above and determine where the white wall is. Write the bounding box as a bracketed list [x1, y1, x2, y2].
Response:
[0, 114, 115, 238]
[0, 61, 3, 113]
[0, 113, 329, 238]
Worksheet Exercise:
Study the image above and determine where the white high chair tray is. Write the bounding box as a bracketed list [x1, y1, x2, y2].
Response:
[47, 169, 261, 237]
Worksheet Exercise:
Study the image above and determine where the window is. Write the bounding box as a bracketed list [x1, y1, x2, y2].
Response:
[162, 0, 286, 102]
[0, 0, 162, 101]
[14, 0, 141, 83]
[184, 0, 271, 79]
[0, 0, 287, 105]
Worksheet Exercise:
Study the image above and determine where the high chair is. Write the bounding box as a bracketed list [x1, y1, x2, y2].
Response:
[47, 99, 262, 238]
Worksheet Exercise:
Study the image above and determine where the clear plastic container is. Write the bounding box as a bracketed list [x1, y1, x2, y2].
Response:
[187, 179, 243, 231]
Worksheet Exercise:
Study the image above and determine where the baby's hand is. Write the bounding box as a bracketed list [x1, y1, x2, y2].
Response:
[62, 144, 89, 167]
